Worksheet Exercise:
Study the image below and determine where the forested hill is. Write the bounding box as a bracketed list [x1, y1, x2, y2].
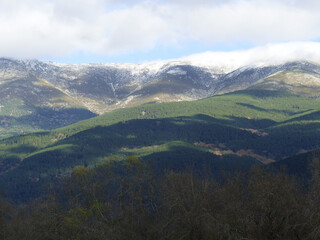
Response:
[1, 89, 320, 201]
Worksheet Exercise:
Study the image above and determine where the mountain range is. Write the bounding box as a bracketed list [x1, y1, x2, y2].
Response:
[1, 56, 320, 138]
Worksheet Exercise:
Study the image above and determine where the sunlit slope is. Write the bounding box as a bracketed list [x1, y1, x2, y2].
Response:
[0, 73, 97, 138]
[252, 70, 320, 98]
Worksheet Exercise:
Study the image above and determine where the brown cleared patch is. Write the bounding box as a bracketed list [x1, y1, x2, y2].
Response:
[121, 145, 159, 151]
[146, 145, 159, 149]
[234, 149, 275, 164]
[241, 128, 269, 137]
[194, 142, 275, 164]
[51, 133, 68, 143]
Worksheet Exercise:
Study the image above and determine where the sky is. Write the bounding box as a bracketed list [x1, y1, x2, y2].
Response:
[1, 0, 320, 64]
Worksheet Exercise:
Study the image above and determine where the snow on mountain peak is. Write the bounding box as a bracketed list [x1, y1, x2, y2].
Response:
[24, 42, 320, 77]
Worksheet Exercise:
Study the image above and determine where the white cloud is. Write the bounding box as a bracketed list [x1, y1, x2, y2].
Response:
[0, 0, 320, 60]
[164, 1, 320, 43]
[100, 6, 175, 54]
[180, 42, 320, 72]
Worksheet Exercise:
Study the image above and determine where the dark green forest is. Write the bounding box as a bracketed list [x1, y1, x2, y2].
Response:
[1, 157, 320, 240]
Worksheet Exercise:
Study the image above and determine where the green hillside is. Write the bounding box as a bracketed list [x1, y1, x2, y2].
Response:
[1, 89, 320, 201]
[3, 89, 319, 148]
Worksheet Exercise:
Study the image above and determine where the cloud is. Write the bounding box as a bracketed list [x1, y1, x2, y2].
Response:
[0, 0, 320, 60]
[180, 42, 320, 71]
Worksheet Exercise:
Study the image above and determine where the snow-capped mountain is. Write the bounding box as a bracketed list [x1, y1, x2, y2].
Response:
[11, 58, 320, 110]
[1, 51, 320, 138]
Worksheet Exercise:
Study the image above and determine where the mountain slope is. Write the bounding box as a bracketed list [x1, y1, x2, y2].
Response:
[1, 89, 320, 201]
[270, 144, 320, 180]
[0, 58, 98, 138]
[1, 57, 320, 139]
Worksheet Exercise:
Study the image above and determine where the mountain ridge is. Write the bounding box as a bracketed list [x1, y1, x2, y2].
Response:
[1, 56, 320, 138]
